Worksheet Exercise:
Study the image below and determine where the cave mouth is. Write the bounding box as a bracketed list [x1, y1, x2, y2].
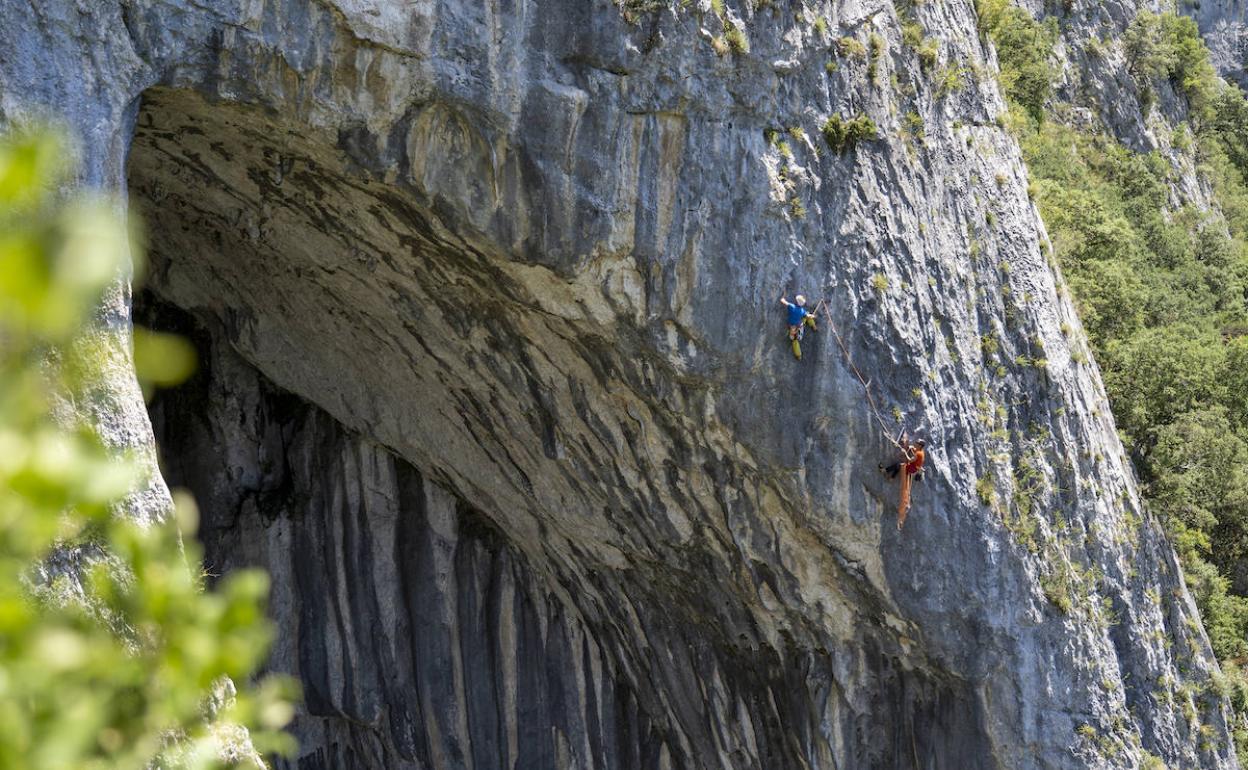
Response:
[127, 86, 991, 769]
[126, 85, 732, 768]
[124, 86, 602, 559]
[135, 290, 705, 769]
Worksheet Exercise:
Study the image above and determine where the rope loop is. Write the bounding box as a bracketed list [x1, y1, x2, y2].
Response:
[813, 298, 905, 452]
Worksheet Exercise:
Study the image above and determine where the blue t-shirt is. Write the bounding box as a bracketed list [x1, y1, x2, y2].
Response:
[786, 303, 809, 325]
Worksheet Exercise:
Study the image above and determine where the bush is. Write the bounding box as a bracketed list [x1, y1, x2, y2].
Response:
[1141, 751, 1168, 770]
[1125, 11, 1216, 119]
[975, 0, 1058, 122]
[1040, 568, 1073, 614]
[821, 114, 878, 153]
[903, 111, 925, 140]
[936, 65, 967, 99]
[619, 0, 666, 23]
[725, 23, 750, 54]
[976, 475, 997, 507]
[917, 38, 939, 70]
[1125, 12, 1181, 82]
[868, 32, 885, 82]
[869, 32, 885, 59]
[902, 22, 922, 48]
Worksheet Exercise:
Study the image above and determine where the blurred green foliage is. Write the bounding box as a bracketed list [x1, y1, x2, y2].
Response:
[0, 128, 295, 769]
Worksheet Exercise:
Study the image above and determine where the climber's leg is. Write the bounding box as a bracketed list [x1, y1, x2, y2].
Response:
[789, 325, 802, 359]
[881, 462, 901, 479]
[804, 314, 817, 333]
[898, 471, 912, 530]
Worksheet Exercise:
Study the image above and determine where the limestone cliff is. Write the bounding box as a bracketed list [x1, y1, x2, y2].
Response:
[1188, 0, 1248, 90]
[1, 0, 1241, 767]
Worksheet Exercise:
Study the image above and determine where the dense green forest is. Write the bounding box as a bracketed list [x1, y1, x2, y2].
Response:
[981, 1, 1248, 756]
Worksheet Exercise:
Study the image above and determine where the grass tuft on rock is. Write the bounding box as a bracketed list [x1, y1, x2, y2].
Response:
[821, 114, 878, 153]
[725, 23, 750, 54]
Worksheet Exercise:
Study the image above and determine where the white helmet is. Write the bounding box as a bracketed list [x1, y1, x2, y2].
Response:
[795, 294, 806, 306]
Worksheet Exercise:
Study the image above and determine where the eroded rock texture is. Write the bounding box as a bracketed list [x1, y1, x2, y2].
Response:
[3, 0, 1245, 766]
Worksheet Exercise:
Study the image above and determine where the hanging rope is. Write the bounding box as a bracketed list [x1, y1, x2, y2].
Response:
[813, 298, 905, 452]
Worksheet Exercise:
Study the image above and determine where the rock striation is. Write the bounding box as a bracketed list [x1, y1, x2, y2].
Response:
[3, 0, 1244, 767]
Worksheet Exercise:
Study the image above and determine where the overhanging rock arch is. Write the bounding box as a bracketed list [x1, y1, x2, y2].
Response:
[129, 86, 976, 768]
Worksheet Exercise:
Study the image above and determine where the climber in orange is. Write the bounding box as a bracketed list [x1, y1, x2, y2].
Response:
[780, 294, 818, 360]
[881, 437, 925, 530]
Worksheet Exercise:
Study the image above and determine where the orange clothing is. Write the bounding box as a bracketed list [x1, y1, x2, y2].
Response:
[904, 448, 925, 476]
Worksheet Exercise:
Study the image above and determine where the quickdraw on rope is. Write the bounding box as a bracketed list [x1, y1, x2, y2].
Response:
[813, 298, 905, 452]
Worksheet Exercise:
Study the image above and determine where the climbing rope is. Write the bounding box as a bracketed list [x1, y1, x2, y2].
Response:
[813, 298, 905, 452]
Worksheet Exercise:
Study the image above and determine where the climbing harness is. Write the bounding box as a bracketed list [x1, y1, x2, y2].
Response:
[788, 314, 817, 359]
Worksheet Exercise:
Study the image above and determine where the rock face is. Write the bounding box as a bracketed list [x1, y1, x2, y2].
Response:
[143, 297, 993, 769]
[1189, 0, 1248, 89]
[3, 0, 1244, 767]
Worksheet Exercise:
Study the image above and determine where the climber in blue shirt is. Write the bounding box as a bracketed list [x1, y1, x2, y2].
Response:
[780, 294, 818, 360]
